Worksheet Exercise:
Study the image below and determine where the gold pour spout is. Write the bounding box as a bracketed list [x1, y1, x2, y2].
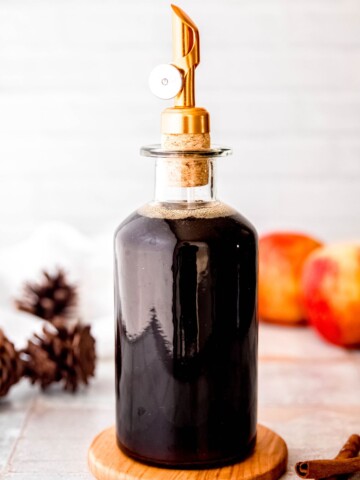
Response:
[161, 4, 210, 146]
[171, 4, 199, 107]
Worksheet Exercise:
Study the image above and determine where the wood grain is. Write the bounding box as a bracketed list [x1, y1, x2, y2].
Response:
[88, 424, 288, 480]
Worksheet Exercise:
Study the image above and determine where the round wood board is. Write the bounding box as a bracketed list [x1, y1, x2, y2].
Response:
[88, 425, 288, 480]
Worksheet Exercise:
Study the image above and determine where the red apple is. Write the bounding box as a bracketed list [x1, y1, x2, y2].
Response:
[259, 232, 322, 325]
[302, 243, 360, 347]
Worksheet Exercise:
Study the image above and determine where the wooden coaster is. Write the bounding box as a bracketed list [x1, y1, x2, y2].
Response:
[88, 425, 288, 480]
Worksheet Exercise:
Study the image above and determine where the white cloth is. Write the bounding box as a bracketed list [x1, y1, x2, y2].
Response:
[0, 222, 114, 358]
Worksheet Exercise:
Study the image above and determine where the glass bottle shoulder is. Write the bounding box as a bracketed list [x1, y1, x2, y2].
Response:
[114, 201, 257, 249]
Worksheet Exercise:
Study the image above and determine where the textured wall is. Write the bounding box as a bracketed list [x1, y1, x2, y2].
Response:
[0, 0, 360, 244]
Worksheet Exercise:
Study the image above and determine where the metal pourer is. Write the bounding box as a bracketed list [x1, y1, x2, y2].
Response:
[148, 4, 210, 138]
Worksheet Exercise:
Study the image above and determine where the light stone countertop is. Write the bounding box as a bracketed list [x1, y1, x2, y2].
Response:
[1, 323, 359, 480]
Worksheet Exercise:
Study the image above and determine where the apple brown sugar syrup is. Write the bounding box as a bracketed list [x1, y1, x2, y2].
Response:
[114, 5, 258, 468]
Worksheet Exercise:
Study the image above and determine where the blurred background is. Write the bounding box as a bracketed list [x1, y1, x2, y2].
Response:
[0, 0, 359, 244]
[0, 0, 359, 353]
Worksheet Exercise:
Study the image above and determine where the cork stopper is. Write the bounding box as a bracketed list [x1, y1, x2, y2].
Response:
[161, 133, 210, 150]
[161, 132, 210, 187]
[163, 157, 208, 187]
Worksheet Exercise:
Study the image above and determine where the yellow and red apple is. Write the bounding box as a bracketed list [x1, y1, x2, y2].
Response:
[259, 232, 322, 325]
[302, 243, 360, 347]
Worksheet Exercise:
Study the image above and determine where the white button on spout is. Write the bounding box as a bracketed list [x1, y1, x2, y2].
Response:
[149, 64, 183, 99]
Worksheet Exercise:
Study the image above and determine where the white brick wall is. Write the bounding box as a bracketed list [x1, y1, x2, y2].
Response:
[0, 0, 359, 244]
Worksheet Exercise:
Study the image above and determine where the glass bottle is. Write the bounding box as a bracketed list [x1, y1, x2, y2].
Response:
[114, 147, 258, 468]
[114, 4, 258, 469]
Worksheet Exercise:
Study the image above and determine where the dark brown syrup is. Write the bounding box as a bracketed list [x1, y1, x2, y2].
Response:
[114, 208, 258, 468]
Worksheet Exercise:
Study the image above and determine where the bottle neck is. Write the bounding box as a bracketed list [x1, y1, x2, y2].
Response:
[154, 158, 216, 205]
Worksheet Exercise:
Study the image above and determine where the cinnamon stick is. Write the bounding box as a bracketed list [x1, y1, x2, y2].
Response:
[295, 434, 360, 479]
[334, 434, 360, 461]
[326, 434, 360, 480]
[295, 458, 360, 479]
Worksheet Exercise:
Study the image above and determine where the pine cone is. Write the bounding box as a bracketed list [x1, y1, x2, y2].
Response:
[0, 329, 23, 397]
[21, 338, 58, 389]
[21, 319, 96, 392]
[15, 269, 77, 321]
